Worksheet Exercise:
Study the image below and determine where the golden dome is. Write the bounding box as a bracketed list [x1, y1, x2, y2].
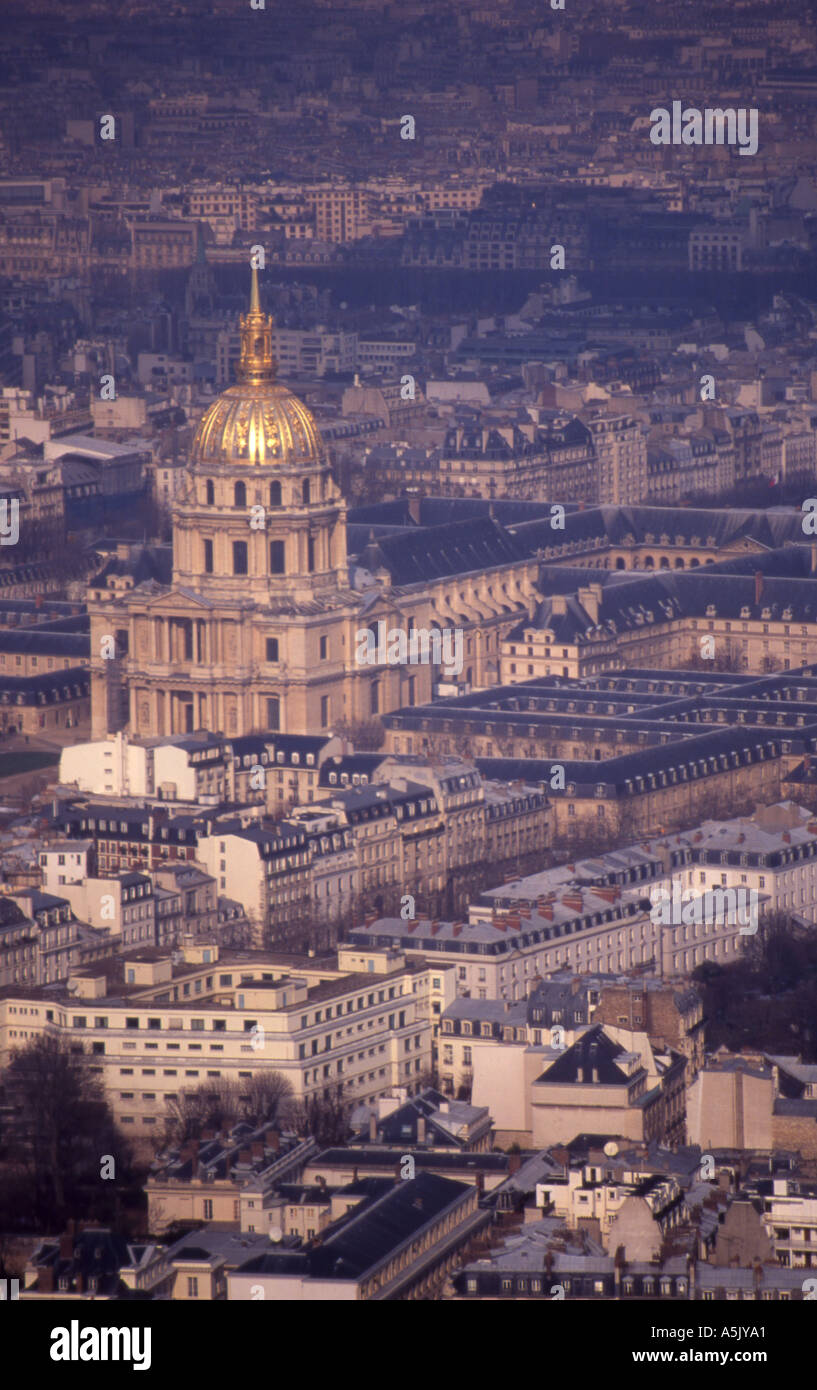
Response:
[190, 268, 326, 468]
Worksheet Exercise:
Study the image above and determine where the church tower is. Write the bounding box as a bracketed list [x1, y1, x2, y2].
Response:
[173, 266, 348, 606]
[87, 271, 433, 742]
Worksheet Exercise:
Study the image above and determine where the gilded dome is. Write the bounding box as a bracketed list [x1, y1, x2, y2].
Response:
[190, 268, 326, 469]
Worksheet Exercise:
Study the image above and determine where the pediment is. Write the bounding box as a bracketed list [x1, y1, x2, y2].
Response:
[139, 585, 216, 613]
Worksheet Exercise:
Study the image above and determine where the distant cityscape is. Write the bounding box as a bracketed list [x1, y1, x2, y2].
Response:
[1, 0, 817, 1330]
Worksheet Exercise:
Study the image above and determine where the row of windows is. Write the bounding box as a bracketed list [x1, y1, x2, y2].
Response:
[205, 537, 316, 577]
[204, 479, 312, 508]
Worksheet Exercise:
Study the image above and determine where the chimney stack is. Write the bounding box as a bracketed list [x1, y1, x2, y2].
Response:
[755, 570, 763, 606]
[368, 1112, 377, 1142]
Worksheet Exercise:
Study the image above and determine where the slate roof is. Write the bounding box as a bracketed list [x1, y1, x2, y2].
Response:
[237, 1172, 472, 1283]
[536, 1025, 641, 1087]
[358, 516, 530, 585]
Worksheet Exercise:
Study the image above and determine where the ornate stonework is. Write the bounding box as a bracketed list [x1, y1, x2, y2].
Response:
[87, 269, 435, 741]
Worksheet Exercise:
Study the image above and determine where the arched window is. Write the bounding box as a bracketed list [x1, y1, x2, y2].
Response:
[302, 478, 311, 505]
[270, 480, 281, 507]
[234, 480, 246, 508]
[205, 479, 214, 505]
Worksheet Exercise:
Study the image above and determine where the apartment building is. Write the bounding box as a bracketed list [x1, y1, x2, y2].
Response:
[0, 889, 85, 988]
[145, 1126, 315, 1234]
[471, 1024, 687, 1148]
[351, 872, 751, 998]
[34, 871, 156, 945]
[184, 185, 258, 240]
[0, 943, 434, 1143]
[664, 801, 817, 924]
[308, 187, 371, 243]
[752, 1172, 817, 1271]
[59, 731, 226, 803]
[537, 1163, 689, 1256]
[585, 412, 648, 506]
[228, 1172, 487, 1301]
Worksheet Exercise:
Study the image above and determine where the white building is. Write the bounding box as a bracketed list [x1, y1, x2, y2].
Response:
[58, 732, 226, 803]
[0, 943, 436, 1142]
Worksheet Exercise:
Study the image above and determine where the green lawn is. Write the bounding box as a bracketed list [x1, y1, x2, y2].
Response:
[0, 751, 59, 780]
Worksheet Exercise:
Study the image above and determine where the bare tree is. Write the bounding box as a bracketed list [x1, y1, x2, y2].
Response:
[238, 1072, 295, 1128]
[290, 1084, 354, 1147]
[159, 1072, 294, 1150]
[1, 1034, 131, 1227]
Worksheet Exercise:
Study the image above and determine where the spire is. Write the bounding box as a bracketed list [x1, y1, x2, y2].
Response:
[236, 265, 277, 385]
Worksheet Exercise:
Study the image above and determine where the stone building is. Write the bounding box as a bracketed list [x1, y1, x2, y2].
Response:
[87, 271, 436, 742]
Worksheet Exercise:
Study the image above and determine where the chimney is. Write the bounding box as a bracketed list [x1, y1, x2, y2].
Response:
[59, 1231, 73, 1261]
[269, 1130, 280, 1154]
[508, 1151, 521, 1175]
[368, 1112, 377, 1142]
[755, 571, 763, 606]
[417, 1116, 426, 1143]
[251, 1141, 264, 1159]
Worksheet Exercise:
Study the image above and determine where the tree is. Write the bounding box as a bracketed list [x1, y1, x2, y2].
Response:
[159, 1072, 295, 1150]
[290, 1085, 354, 1147]
[0, 1034, 134, 1229]
[237, 1071, 295, 1128]
[332, 718, 385, 750]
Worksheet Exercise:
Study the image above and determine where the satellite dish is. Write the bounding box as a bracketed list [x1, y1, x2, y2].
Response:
[603, 1141, 618, 1157]
[269, 1224, 283, 1243]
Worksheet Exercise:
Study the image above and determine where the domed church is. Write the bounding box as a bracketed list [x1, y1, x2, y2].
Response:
[87, 271, 435, 741]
